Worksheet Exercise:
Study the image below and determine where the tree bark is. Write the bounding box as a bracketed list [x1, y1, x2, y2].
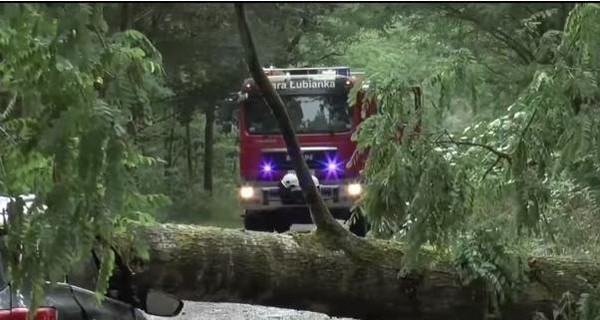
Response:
[203, 105, 214, 194]
[120, 3, 131, 32]
[185, 121, 194, 181]
[130, 224, 600, 320]
[163, 111, 175, 192]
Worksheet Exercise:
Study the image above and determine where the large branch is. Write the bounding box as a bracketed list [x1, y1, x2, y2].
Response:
[234, 4, 350, 240]
[130, 224, 600, 320]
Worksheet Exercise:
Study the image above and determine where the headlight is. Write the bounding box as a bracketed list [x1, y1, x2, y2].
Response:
[347, 183, 362, 197]
[239, 186, 254, 199]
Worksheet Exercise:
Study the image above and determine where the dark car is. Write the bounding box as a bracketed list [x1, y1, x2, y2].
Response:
[0, 195, 183, 320]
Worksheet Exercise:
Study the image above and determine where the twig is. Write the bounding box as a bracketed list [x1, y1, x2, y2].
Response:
[441, 5, 535, 64]
[0, 125, 15, 144]
[481, 156, 502, 181]
[0, 92, 17, 144]
[438, 138, 512, 163]
[517, 108, 538, 143]
[92, 25, 116, 83]
[92, 25, 109, 50]
[313, 51, 342, 63]
[1, 92, 17, 121]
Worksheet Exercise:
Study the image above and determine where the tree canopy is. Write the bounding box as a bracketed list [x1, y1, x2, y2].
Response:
[2, 3, 600, 319]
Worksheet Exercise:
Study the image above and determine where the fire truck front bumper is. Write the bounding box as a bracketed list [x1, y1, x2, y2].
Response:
[238, 181, 363, 211]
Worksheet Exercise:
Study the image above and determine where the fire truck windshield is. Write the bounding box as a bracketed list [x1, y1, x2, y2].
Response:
[244, 94, 352, 134]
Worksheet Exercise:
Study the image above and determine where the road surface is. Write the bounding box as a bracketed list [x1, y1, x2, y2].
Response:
[147, 301, 355, 320]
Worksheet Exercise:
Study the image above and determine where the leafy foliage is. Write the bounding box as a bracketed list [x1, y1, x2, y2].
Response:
[453, 228, 529, 317]
[354, 76, 473, 257]
[346, 2, 600, 316]
[0, 3, 169, 305]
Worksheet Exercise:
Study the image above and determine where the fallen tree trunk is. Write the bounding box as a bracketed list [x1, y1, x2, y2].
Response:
[129, 224, 600, 320]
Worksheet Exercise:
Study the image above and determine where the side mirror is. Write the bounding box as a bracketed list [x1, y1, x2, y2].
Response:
[236, 91, 248, 103]
[143, 289, 184, 317]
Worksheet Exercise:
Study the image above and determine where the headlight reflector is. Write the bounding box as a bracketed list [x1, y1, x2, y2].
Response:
[347, 183, 362, 197]
[240, 186, 254, 199]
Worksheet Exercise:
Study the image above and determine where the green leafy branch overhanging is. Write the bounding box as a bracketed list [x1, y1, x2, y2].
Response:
[0, 3, 169, 308]
[351, 3, 600, 316]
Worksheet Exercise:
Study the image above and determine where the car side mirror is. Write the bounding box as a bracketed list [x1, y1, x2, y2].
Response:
[143, 289, 184, 317]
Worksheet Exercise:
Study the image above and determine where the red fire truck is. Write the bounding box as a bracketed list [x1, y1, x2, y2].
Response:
[235, 66, 376, 236]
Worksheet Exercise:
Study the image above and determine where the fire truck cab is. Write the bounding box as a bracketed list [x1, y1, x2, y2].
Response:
[234, 66, 376, 236]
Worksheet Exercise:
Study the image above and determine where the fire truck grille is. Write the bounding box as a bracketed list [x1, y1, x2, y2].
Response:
[262, 149, 338, 171]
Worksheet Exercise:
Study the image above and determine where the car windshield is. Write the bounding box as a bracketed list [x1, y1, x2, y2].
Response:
[244, 94, 352, 134]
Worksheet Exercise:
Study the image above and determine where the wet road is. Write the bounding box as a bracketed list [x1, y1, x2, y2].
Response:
[147, 301, 354, 320]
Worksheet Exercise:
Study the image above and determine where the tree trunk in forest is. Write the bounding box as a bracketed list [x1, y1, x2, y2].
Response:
[470, 80, 478, 115]
[120, 4, 131, 31]
[129, 224, 600, 320]
[203, 105, 214, 194]
[163, 108, 175, 191]
[185, 121, 194, 181]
